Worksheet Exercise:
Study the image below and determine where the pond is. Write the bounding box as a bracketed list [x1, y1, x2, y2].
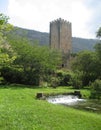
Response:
[46, 95, 101, 113]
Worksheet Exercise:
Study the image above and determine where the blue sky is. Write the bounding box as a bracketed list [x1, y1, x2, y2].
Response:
[0, 0, 8, 13]
[0, 0, 101, 39]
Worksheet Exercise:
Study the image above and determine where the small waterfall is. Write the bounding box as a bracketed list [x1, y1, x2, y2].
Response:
[47, 95, 85, 105]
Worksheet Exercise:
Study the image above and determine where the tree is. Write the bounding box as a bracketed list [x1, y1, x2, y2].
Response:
[95, 27, 101, 78]
[96, 27, 101, 38]
[0, 13, 13, 32]
[96, 27, 101, 59]
[7, 37, 62, 85]
[90, 79, 101, 99]
[0, 13, 15, 84]
[0, 13, 14, 67]
[71, 51, 97, 86]
[94, 43, 101, 59]
[0, 13, 9, 24]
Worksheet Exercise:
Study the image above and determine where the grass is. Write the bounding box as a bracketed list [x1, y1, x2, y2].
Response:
[0, 85, 101, 130]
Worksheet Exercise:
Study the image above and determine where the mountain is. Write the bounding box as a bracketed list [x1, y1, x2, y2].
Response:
[72, 37, 98, 52]
[6, 27, 99, 53]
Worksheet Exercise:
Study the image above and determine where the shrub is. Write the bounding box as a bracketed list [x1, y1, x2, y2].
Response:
[90, 79, 101, 99]
[0, 76, 6, 85]
[0, 67, 23, 84]
[49, 77, 60, 88]
[56, 70, 72, 86]
[69, 71, 83, 89]
[1, 67, 40, 85]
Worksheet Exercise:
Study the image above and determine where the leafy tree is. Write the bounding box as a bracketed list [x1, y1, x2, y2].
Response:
[0, 13, 15, 84]
[56, 70, 72, 86]
[71, 51, 97, 86]
[94, 43, 101, 59]
[0, 13, 9, 24]
[95, 27, 101, 57]
[95, 27, 101, 78]
[96, 27, 101, 38]
[69, 71, 83, 89]
[93, 43, 101, 79]
[0, 13, 13, 32]
[90, 79, 101, 99]
[7, 37, 62, 85]
[0, 13, 15, 67]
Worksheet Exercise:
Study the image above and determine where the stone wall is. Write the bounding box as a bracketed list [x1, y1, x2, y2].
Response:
[50, 18, 72, 54]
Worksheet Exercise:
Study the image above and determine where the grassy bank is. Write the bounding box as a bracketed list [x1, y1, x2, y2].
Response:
[0, 85, 101, 130]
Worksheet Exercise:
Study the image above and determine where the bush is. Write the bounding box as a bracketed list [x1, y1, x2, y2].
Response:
[0, 77, 6, 85]
[69, 71, 83, 89]
[90, 79, 101, 99]
[49, 77, 60, 88]
[1, 67, 40, 85]
[56, 70, 72, 86]
[51, 70, 83, 88]
[0, 67, 24, 84]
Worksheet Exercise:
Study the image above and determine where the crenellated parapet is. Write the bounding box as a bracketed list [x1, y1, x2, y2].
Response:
[50, 18, 71, 26]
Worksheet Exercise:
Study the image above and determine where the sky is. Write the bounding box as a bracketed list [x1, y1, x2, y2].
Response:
[0, 0, 101, 39]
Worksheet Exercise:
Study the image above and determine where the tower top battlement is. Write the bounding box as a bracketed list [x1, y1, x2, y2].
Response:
[50, 18, 71, 25]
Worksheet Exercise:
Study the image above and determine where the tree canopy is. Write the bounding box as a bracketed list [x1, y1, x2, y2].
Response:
[1, 35, 62, 85]
[0, 13, 15, 68]
[96, 27, 101, 38]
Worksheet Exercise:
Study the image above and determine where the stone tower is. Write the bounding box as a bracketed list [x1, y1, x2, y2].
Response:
[49, 18, 72, 66]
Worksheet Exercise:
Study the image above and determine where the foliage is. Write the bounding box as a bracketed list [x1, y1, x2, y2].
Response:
[56, 70, 72, 86]
[96, 27, 101, 38]
[0, 15, 62, 86]
[0, 67, 24, 84]
[69, 71, 83, 89]
[0, 13, 13, 31]
[0, 13, 14, 65]
[48, 70, 83, 88]
[90, 79, 101, 99]
[0, 13, 9, 25]
[70, 27, 101, 87]
[49, 76, 60, 88]
[0, 77, 5, 84]
[94, 27, 101, 79]
[94, 43, 101, 60]
[94, 43, 101, 79]
[72, 51, 96, 72]
[0, 13, 15, 84]
[3, 37, 62, 85]
[71, 50, 100, 86]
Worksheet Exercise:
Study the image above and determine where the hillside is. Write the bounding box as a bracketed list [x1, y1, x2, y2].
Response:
[6, 27, 99, 53]
[72, 37, 98, 52]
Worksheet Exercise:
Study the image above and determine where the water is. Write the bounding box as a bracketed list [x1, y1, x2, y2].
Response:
[47, 95, 85, 105]
[47, 95, 101, 113]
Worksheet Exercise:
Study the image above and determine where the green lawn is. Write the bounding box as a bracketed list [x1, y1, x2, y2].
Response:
[0, 85, 101, 130]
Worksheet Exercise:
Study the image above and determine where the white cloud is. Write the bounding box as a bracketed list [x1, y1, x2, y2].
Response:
[7, 0, 99, 38]
[72, 0, 93, 38]
[8, 0, 72, 32]
[83, 0, 101, 38]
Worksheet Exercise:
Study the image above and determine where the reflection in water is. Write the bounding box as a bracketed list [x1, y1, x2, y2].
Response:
[47, 95, 85, 105]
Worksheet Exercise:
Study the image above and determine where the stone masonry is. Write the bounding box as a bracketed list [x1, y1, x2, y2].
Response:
[49, 18, 72, 66]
